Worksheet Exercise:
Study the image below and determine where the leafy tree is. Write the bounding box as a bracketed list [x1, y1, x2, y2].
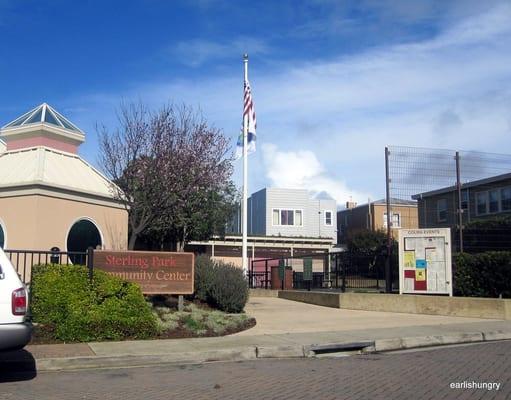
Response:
[98, 102, 234, 250]
[140, 183, 240, 251]
[347, 229, 391, 253]
[346, 230, 398, 277]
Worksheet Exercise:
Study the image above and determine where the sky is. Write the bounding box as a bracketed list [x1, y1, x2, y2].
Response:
[1, 0, 510, 207]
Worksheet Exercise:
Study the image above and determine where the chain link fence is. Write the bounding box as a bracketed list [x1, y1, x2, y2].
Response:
[386, 146, 511, 253]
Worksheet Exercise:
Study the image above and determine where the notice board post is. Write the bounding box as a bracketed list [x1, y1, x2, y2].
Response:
[398, 228, 452, 296]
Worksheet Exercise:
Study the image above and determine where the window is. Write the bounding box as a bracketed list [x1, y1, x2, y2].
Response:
[489, 190, 499, 213]
[272, 209, 303, 226]
[502, 187, 511, 211]
[383, 212, 401, 228]
[295, 210, 303, 226]
[437, 199, 447, 222]
[461, 190, 468, 210]
[475, 187, 511, 215]
[476, 192, 487, 215]
[67, 218, 102, 264]
[324, 211, 332, 226]
[272, 209, 279, 226]
[281, 210, 294, 226]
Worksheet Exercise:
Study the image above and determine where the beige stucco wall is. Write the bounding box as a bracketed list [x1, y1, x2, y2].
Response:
[0, 196, 39, 249]
[0, 193, 128, 251]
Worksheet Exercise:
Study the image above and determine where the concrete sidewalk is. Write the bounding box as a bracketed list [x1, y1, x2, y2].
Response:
[3, 297, 511, 371]
[239, 297, 498, 335]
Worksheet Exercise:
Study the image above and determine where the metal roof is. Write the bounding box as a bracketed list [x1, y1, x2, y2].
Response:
[2, 103, 83, 134]
[338, 197, 417, 212]
[0, 146, 118, 201]
[189, 234, 334, 248]
[412, 172, 511, 199]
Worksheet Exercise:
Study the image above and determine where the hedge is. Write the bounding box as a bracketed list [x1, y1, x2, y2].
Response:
[461, 216, 511, 253]
[31, 264, 158, 342]
[194, 255, 249, 313]
[453, 251, 511, 298]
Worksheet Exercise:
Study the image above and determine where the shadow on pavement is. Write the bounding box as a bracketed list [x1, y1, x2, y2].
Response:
[0, 349, 37, 382]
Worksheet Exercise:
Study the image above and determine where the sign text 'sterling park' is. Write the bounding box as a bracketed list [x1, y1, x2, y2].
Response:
[93, 250, 194, 294]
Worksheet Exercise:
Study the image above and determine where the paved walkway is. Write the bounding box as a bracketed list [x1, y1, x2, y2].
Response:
[238, 297, 493, 335]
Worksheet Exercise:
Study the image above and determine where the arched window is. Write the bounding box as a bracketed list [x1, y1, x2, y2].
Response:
[0, 222, 5, 249]
[67, 219, 102, 264]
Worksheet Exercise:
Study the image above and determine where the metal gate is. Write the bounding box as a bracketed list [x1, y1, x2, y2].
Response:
[249, 250, 398, 291]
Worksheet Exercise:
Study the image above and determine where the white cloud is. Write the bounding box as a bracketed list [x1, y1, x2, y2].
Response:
[69, 2, 511, 200]
[169, 37, 270, 67]
[261, 143, 371, 206]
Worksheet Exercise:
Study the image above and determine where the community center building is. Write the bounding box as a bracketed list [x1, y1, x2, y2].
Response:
[0, 103, 128, 254]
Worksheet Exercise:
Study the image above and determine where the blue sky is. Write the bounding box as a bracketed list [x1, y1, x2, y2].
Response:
[1, 0, 510, 206]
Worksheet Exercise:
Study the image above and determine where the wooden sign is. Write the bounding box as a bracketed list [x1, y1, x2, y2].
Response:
[93, 250, 194, 294]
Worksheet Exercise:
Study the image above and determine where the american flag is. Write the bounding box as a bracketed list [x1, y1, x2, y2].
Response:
[236, 79, 257, 159]
[244, 80, 257, 133]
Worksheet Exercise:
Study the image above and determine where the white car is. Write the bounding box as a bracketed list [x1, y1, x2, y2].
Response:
[0, 248, 32, 351]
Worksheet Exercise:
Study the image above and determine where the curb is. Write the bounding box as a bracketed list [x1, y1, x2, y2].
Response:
[36, 347, 258, 371]
[372, 330, 511, 353]
[256, 345, 305, 359]
[6, 330, 511, 372]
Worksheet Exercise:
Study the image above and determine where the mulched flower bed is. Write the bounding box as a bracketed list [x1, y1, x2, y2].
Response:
[29, 298, 257, 345]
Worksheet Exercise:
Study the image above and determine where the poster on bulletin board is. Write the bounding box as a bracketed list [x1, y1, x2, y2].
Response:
[398, 228, 452, 296]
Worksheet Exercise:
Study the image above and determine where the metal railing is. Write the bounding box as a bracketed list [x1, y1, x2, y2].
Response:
[249, 250, 398, 292]
[331, 251, 383, 290]
[248, 271, 271, 289]
[249, 253, 330, 290]
[4, 249, 89, 284]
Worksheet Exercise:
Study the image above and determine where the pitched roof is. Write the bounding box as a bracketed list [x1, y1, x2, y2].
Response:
[372, 198, 417, 206]
[311, 190, 335, 201]
[0, 146, 119, 201]
[2, 103, 83, 134]
[412, 172, 511, 199]
[338, 197, 417, 212]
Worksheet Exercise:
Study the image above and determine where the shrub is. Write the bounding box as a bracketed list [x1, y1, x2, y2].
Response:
[31, 264, 158, 342]
[194, 255, 216, 303]
[461, 216, 511, 252]
[453, 251, 511, 298]
[210, 262, 249, 313]
[193, 256, 248, 313]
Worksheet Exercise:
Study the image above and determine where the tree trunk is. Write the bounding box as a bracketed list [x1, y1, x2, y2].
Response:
[128, 232, 138, 250]
[176, 226, 187, 252]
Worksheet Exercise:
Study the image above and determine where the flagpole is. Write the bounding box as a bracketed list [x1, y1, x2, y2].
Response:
[242, 54, 249, 276]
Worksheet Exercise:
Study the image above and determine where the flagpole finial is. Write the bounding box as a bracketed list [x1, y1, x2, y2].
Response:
[243, 53, 248, 61]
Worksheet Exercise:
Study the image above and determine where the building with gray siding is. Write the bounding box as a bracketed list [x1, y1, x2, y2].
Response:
[246, 188, 337, 243]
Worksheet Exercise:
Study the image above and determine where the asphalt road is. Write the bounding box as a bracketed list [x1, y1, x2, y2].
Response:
[1, 341, 510, 400]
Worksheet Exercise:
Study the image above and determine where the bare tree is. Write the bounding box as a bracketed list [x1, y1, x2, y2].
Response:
[98, 102, 234, 250]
